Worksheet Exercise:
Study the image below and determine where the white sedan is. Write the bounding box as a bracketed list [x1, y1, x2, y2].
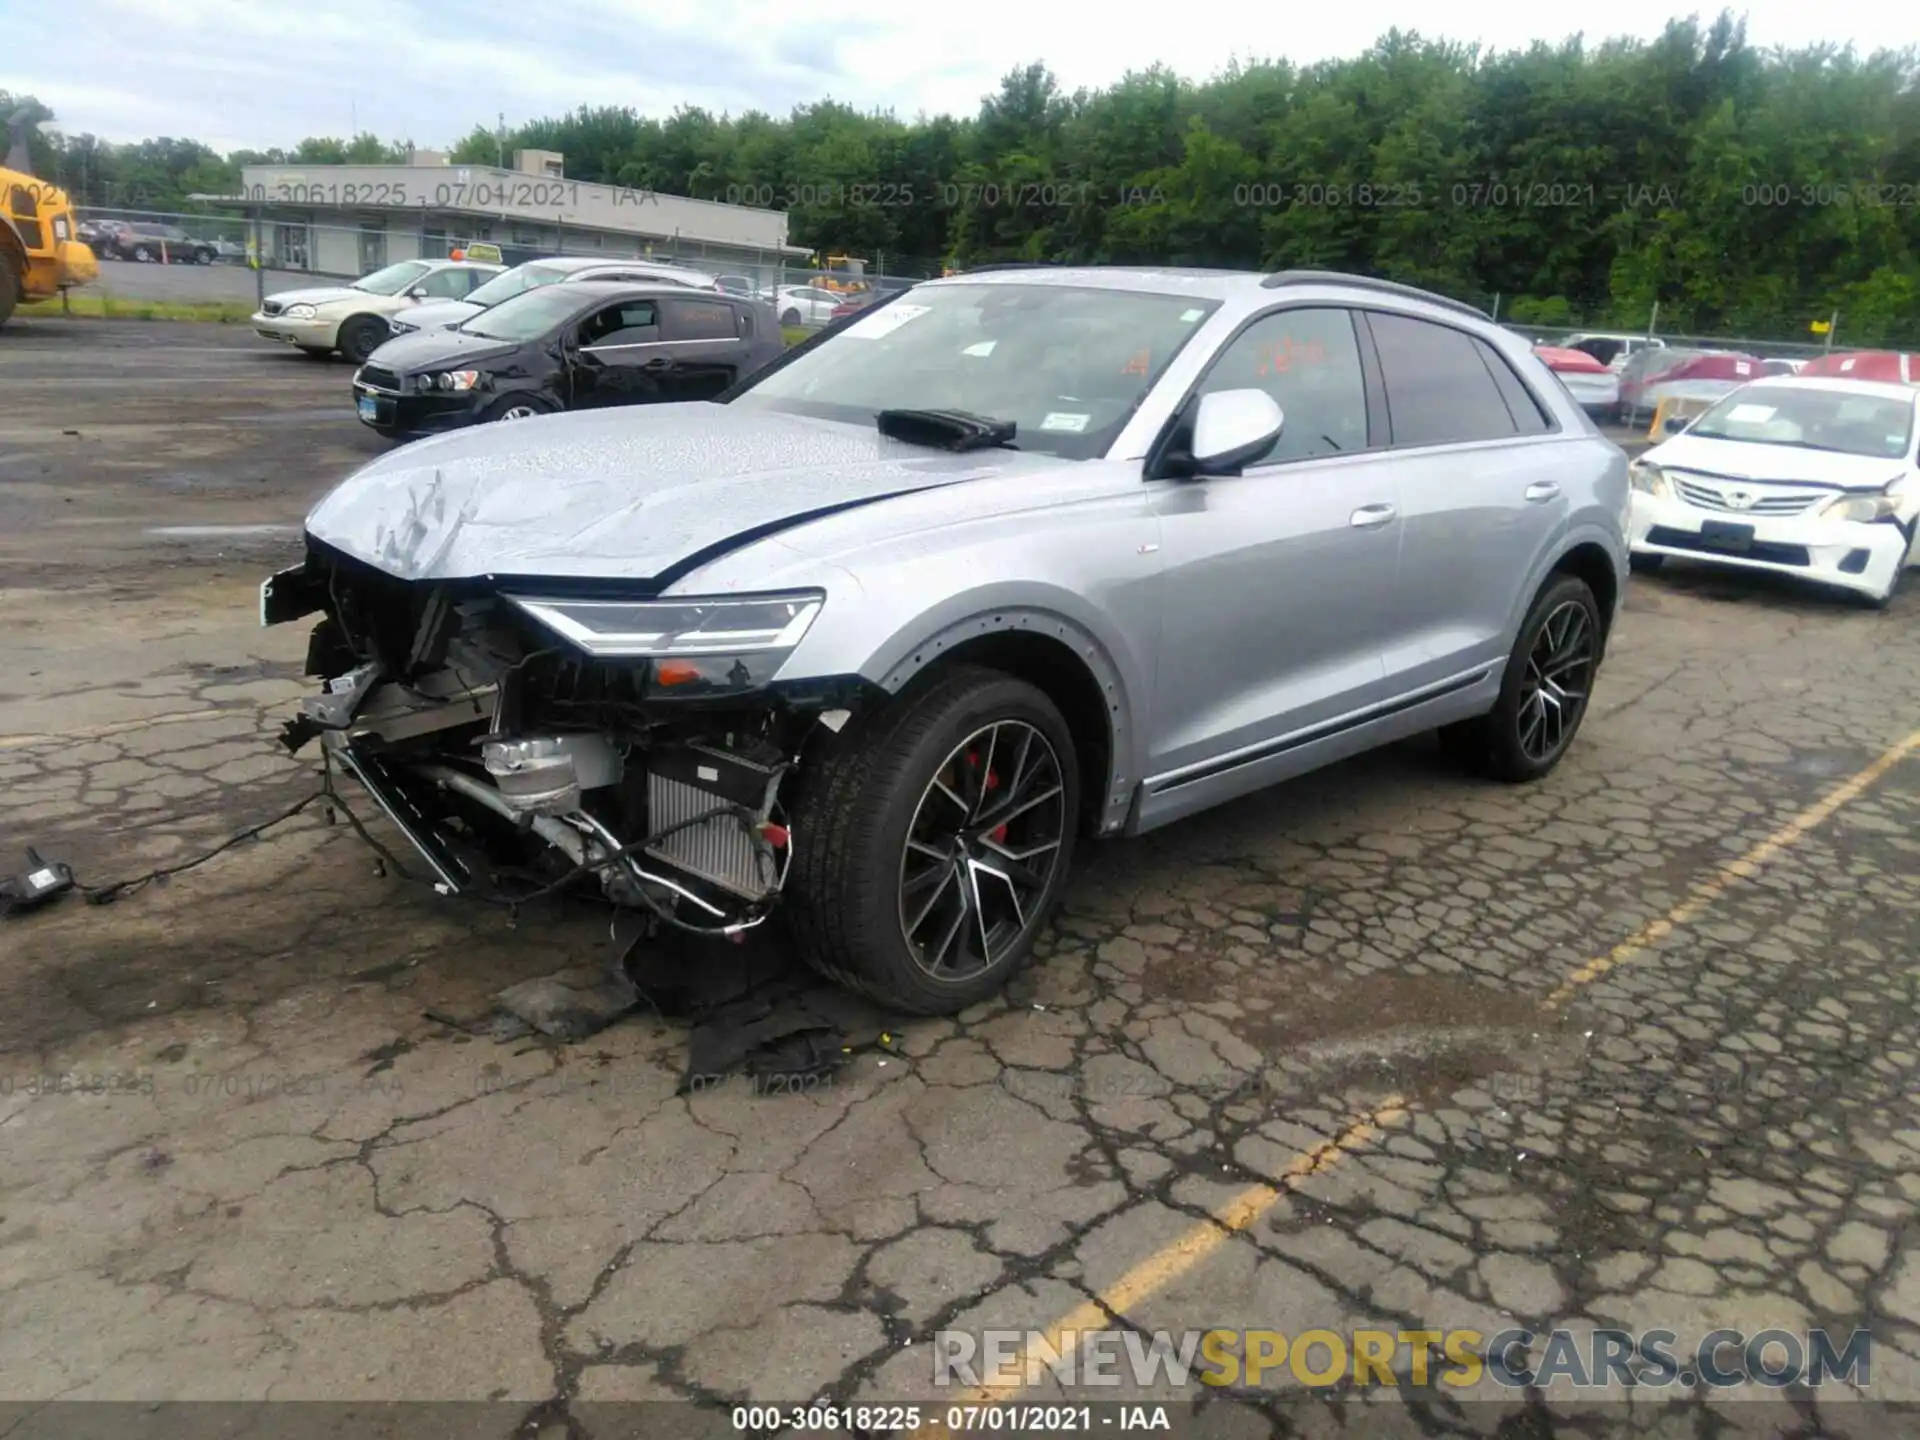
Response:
[250, 259, 504, 362]
[1628, 376, 1919, 607]
[770, 285, 842, 328]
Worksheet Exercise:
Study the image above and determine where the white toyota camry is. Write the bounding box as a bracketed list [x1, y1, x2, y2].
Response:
[1628, 376, 1919, 607]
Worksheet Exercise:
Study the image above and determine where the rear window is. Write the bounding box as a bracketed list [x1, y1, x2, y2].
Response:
[1366, 311, 1523, 446]
[663, 298, 740, 341]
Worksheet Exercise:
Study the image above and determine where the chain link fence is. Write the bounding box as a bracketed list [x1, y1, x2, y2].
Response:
[71, 207, 944, 315]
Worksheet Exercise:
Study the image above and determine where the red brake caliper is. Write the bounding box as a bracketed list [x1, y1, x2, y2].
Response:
[968, 753, 1009, 842]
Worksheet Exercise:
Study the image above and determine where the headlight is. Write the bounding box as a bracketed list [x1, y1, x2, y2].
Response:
[1628, 461, 1669, 497]
[433, 370, 481, 392]
[284, 304, 318, 319]
[1820, 492, 1898, 523]
[506, 592, 824, 660]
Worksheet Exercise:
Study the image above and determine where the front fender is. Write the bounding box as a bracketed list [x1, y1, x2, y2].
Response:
[859, 598, 1145, 835]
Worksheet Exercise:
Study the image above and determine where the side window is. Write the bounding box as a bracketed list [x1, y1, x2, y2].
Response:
[581, 300, 660, 347]
[662, 298, 740, 342]
[1366, 312, 1521, 447]
[1197, 307, 1368, 462]
[1475, 339, 1552, 434]
[414, 268, 469, 300]
[9, 187, 43, 249]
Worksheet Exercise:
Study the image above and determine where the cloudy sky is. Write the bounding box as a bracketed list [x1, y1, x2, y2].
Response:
[7, 0, 1913, 152]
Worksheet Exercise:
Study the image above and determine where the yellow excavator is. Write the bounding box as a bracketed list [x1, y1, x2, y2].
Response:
[1, 107, 98, 331]
[809, 252, 871, 295]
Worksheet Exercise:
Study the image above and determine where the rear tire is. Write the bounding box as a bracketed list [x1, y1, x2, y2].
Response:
[787, 664, 1080, 1015]
[781, 308, 802, 327]
[1441, 574, 1603, 784]
[133, 244, 154, 262]
[336, 315, 387, 364]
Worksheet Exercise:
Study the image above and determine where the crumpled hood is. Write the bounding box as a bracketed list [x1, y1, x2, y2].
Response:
[265, 285, 367, 309]
[1649, 433, 1908, 491]
[304, 403, 1056, 582]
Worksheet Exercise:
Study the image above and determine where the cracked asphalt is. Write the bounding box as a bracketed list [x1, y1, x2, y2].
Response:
[2, 319, 1917, 1436]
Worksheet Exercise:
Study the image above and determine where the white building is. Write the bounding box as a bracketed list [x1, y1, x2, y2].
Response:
[203, 149, 810, 284]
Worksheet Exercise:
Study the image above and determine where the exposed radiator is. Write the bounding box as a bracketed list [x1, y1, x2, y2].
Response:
[643, 753, 781, 900]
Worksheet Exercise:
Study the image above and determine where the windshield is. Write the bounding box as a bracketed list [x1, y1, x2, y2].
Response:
[352, 260, 435, 296]
[731, 282, 1220, 459]
[458, 287, 586, 342]
[1685, 384, 1916, 458]
[464, 263, 571, 308]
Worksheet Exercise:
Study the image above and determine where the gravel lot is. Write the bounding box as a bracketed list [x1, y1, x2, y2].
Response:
[1, 319, 1916, 1433]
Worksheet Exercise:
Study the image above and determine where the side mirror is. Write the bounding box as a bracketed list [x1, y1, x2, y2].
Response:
[405, 286, 428, 300]
[1189, 389, 1285, 474]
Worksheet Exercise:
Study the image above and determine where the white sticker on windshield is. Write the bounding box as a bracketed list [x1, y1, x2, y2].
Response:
[1839, 358, 1856, 370]
[962, 340, 996, 356]
[1726, 403, 1776, 422]
[844, 302, 930, 338]
[1181, 308, 1205, 322]
[1040, 412, 1090, 432]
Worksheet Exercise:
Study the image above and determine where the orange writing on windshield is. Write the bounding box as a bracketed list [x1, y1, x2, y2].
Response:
[1121, 348, 1151, 376]
[1254, 336, 1327, 376]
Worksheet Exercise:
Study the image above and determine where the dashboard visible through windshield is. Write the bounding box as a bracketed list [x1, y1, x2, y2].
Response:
[730, 283, 1220, 459]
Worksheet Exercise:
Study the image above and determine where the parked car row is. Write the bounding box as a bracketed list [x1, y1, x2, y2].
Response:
[77, 218, 227, 264]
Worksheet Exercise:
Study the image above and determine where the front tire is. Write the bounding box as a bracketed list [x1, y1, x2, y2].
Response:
[479, 394, 554, 423]
[787, 664, 1080, 1014]
[336, 315, 387, 364]
[1439, 574, 1603, 784]
[133, 244, 154, 262]
[0, 248, 18, 329]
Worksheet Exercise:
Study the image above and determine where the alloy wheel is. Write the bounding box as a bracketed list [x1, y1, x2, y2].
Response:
[897, 719, 1067, 981]
[499, 405, 538, 421]
[1517, 600, 1594, 763]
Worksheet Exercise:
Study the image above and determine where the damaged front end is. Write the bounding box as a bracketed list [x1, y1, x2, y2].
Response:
[262, 546, 867, 934]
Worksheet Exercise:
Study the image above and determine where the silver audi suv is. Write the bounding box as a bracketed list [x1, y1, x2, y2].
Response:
[263, 266, 1631, 1014]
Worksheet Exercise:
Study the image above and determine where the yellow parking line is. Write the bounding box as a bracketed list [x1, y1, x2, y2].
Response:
[918, 1098, 1406, 1419]
[0, 707, 238, 751]
[916, 725, 1918, 1417]
[1543, 725, 1920, 1010]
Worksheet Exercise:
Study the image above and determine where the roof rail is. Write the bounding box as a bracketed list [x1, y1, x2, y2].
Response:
[959, 262, 1062, 274]
[1260, 269, 1490, 320]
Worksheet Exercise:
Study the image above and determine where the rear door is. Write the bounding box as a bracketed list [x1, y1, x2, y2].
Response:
[659, 296, 751, 399]
[568, 298, 668, 408]
[1359, 308, 1565, 699]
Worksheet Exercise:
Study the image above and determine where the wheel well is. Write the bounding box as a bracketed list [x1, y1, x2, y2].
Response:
[1552, 542, 1618, 638]
[910, 631, 1114, 837]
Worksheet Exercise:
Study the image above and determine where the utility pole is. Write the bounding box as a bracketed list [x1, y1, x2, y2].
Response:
[497, 113, 506, 170]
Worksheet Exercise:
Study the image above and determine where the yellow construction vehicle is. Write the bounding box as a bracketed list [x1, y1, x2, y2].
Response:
[809, 252, 870, 294]
[0, 108, 96, 330]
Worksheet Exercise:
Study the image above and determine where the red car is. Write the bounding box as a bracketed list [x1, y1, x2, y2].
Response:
[1617, 349, 1762, 424]
[1797, 350, 1917, 384]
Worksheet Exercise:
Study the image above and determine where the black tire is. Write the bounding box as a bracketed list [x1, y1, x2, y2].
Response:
[479, 393, 555, 423]
[0, 247, 18, 329]
[780, 308, 802, 327]
[1628, 553, 1665, 573]
[1440, 573, 1603, 785]
[194, 246, 214, 265]
[133, 244, 154, 262]
[336, 315, 387, 364]
[786, 664, 1080, 1014]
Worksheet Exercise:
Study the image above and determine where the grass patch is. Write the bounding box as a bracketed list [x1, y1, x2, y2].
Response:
[31, 293, 255, 324]
[782, 325, 809, 347]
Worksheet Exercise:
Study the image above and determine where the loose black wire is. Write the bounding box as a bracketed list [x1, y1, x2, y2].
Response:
[76, 787, 331, 907]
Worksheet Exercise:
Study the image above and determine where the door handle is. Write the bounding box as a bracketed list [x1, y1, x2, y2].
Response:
[1350, 503, 1397, 529]
[643, 357, 673, 370]
[1525, 481, 1561, 503]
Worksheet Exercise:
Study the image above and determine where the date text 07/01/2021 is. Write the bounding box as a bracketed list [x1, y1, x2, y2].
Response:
[728, 1404, 1169, 1432]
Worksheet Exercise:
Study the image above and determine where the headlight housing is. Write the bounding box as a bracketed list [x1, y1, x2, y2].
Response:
[1628, 460, 1669, 497]
[429, 370, 482, 392]
[284, 303, 318, 319]
[506, 592, 824, 693]
[1820, 492, 1898, 523]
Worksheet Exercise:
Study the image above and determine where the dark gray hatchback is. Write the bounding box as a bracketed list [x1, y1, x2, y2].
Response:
[351, 282, 786, 439]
